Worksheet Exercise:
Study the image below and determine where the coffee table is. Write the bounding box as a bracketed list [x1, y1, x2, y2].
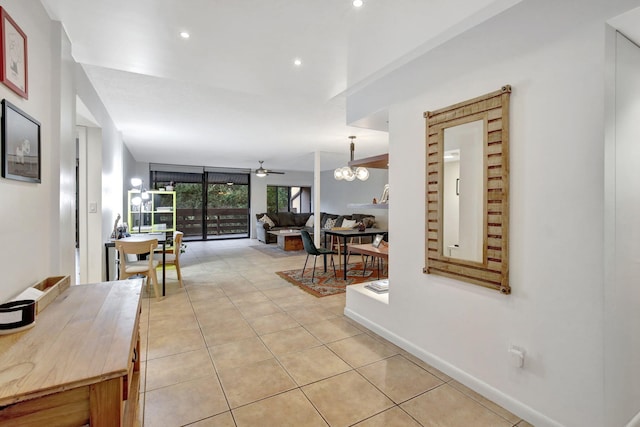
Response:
[268, 229, 305, 251]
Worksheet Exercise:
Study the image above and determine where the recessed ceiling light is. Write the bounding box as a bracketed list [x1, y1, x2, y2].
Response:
[293, 58, 302, 66]
[353, 0, 364, 7]
[180, 31, 190, 39]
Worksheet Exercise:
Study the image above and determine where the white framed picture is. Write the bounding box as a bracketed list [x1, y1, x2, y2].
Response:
[372, 234, 384, 248]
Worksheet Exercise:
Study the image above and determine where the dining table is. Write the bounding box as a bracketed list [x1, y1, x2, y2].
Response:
[323, 228, 388, 280]
[104, 232, 168, 295]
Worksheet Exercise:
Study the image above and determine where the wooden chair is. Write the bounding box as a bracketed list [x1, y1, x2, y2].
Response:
[329, 234, 367, 270]
[153, 231, 184, 287]
[115, 238, 161, 300]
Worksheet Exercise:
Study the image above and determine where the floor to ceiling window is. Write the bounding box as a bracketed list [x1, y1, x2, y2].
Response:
[151, 166, 250, 240]
[205, 172, 250, 239]
[267, 185, 311, 213]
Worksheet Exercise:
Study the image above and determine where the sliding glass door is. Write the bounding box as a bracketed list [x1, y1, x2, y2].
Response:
[206, 172, 250, 239]
[151, 169, 250, 240]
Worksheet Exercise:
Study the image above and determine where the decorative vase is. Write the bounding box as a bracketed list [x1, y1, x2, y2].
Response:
[357, 222, 366, 232]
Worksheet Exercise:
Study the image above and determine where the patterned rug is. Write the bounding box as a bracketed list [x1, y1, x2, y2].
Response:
[276, 262, 387, 297]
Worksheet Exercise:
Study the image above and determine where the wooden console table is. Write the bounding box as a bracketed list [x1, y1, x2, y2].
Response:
[0, 279, 143, 426]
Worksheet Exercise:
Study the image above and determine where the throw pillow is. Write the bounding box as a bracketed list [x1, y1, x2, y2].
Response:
[342, 219, 357, 228]
[362, 217, 376, 228]
[305, 214, 314, 227]
[324, 218, 337, 229]
[259, 214, 275, 227]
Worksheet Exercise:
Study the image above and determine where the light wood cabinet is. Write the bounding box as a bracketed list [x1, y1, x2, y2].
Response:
[0, 280, 143, 426]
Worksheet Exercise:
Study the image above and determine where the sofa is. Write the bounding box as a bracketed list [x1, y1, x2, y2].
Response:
[256, 212, 376, 244]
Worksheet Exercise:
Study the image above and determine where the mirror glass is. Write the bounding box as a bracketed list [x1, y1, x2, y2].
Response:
[442, 120, 484, 262]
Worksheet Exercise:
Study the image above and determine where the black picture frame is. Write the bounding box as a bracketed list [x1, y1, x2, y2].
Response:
[1, 99, 40, 183]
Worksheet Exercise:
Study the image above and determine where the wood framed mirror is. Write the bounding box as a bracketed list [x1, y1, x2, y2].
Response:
[423, 86, 511, 294]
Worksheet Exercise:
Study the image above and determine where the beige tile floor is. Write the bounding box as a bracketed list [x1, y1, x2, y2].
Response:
[137, 239, 534, 427]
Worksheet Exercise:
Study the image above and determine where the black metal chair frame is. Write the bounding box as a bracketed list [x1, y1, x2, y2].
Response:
[300, 230, 337, 282]
[363, 255, 385, 279]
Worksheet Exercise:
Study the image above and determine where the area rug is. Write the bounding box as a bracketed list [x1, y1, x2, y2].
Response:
[249, 245, 305, 258]
[276, 262, 387, 297]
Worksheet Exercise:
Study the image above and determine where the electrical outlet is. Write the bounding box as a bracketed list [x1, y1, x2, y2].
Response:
[508, 345, 525, 368]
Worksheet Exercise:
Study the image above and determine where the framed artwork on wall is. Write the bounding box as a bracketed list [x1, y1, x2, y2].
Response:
[1, 99, 41, 183]
[0, 8, 27, 99]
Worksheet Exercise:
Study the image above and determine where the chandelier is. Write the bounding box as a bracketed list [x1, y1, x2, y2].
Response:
[334, 136, 369, 181]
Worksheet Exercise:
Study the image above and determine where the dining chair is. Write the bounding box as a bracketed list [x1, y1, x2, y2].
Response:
[300, 230, 336, 282]
[329, 234, 367, 270]
[115, 239, 161, 300]
[153, 231, 184, 287]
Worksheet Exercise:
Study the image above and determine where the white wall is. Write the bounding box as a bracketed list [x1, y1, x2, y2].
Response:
[122, 144, 139, 216]
[0, 2, 129, 295]
[0, 2, 74, 301]
[320, 168, 388, 229]
[50, 22, 76, 283]
[84, 126, 103, 282]
[75, 66, 125, 282]
[344, 1, 640, 425]
[604, 30, 640, 426]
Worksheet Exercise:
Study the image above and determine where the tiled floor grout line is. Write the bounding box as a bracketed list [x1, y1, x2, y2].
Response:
[211, 278, 384, 426]
[184, 282, 238, 422]
[248, 291, 354, 426]
[221, 283, 327, 422]
[257, 293, 403, 427]
[140, 241, 529, 426]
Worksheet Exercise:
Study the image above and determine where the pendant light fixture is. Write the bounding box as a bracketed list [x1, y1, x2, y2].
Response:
[334, 136, 369, 181]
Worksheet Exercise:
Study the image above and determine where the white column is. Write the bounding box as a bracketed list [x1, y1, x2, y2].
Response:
[314, 150, 321, 246]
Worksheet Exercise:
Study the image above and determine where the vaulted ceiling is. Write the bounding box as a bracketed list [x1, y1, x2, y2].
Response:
[41, 0, 525, 172]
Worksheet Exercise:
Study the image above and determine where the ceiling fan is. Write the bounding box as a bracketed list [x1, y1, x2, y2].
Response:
[254, 160, 285, 177]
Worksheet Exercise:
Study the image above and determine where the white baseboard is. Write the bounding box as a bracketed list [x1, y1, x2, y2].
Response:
[627, 410, 640, 427]
[344, 307, 564, 427]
